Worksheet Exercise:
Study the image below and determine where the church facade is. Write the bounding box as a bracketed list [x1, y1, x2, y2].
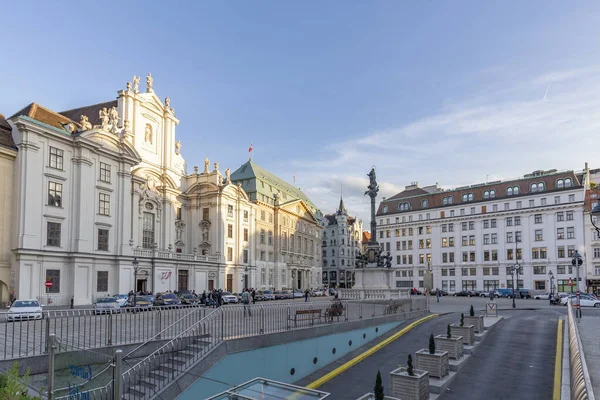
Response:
[6, 74, 322, 305]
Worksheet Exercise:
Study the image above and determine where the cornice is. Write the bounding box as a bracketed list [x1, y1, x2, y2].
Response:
[72, 156, 93, 166]
[44, 172, 67, 182]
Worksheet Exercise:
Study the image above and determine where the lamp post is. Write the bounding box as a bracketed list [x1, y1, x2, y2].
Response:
[548, 270, 554, 296]
[572, 250, 583, 318]
[509, 264, 523, 309]
[243, 266, 249, 290]
[132, 257, 139, 307]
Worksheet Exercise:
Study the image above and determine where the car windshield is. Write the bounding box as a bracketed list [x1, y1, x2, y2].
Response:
[264, 291, 272, 294]
[162, 294, 177, 299]
[222, 292, 233, 296]
[115, 295, 128, 299]
[97, 298, 117, 303]
[12, 300, 39, 308]
[181, 294, 195, 299]
[137, 296, 152, 302]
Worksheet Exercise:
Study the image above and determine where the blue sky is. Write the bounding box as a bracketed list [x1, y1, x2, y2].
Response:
[2, 1, 600, 223]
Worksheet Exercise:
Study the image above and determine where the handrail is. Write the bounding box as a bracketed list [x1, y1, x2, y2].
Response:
[567, 300, 595, 400]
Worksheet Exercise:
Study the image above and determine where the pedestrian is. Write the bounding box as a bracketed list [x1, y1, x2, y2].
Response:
[436, 288, 440, 303]
[242, 289, 252, 316]
[252, 289, 256, 304]
[304, 289, 309, 302]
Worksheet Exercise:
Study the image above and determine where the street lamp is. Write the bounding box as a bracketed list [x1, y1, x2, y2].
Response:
[509, 264, 523, 309]
[572, 250, 583, 317]
[548, 270, 554, 296]
[132, 257, 140, 307]
[243, 266, 249, 290]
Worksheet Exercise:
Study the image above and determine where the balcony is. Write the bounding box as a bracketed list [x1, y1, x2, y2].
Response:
[133, 247, 220, 263]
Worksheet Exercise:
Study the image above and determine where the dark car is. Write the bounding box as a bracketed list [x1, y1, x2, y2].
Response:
[126, 295, 154, 311]
[432, 289, 448, 296]
[518, 290, 532, 299]
[178, 293, 199, 305]
[154, 292, 182, 307]
[453, 290, 477, 297]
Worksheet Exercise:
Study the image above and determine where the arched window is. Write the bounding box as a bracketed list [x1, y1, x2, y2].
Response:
[341, 248, 345, 255]
[398, 203, 410, 211]
[383, 205, 388, 213]
[448, 196, 454, 204]
[483, 191, 489, 199]
[565, 178, 572, 187]
[462, 194, 468, 202]
[530, 183, 538, 192]
[556, 179, 564, 189]
[538, 182, 545, 191]
[422, 199, 428, 208]
[490, 189, 496, 198]
[468, 193, 474, 201]
[507, 187, 513, 196]
[514, 186, 520, 195]
[442, 197, 447, 205]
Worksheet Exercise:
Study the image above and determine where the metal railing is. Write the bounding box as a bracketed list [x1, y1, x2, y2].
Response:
[119, 299, 422, 400]
[0, 304, 208, 361]
[567, 300, 595, 400]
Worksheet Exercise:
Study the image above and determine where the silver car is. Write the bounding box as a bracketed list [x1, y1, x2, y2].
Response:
[7, 299, 43, 321]
[94, 297, 121, 314]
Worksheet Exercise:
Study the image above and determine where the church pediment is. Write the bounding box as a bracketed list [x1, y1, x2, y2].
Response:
[279, 199, 318, 223]
[77, 129, 140, 161]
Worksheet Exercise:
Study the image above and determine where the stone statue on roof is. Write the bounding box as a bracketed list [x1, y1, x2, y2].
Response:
[175, 140, 181, 155]
[165, 97, 171, 108]
[99, 108, 110, 130]
[109, 107, 119, 133]
[146, 73, 153, 92]
[214, 162, 219, 172]
[133, 76, 140, 93]
[79, 115, 92, 131]
[225, 168, 231, 183]
[126, 81, 132, 92]
[204, 157, 210, 174]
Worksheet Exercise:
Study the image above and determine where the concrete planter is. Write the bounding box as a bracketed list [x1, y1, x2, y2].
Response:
[415, 349, 449, 378]
[450, 324, 475, 346]
[390, 367, 429, 400]
[356, 394, 401, 400]
[435, 335, 464, 359]
[463, 315, 484, 333]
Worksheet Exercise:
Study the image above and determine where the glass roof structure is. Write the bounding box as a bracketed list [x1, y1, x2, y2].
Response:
[207, 378, 330, 400]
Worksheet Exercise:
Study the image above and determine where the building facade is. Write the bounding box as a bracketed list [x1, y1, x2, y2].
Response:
[0, 115, 17, 306]
[231, 160, 323, 291]
[7, 74, 268, 305]
[375, 169, 585, 294]
[320, 198, 363, 288]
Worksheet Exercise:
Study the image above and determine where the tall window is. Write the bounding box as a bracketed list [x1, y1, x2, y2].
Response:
[142, 212, 155, 249]
[48, 182, 62, 207]
[227, 205, 234, 217]
[243, 249, 249, 263]
[243, 210, 249, 222]
[98, 229, 109, 251]
[46, 269, 60, 293]
[243, 228, 248, 242]
[268, 231, 273, 245]
[176, 207, 182, 221]
[202, 208, 209, 221]
[100, 162, 111, 183]
[260, 229, 265, 244]
[49, 146, 64, 169]
[178, 270, 189, 291]
[97, 271, 108, 292]
[227, 247, 233, 261]
[99, 193, 110, 215]
[47, 222, 61, 247]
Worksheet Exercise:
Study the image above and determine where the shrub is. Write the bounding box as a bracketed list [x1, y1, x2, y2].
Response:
[429, 333, 435, 354]
[470, 304, 475, 317]
[0, 363, 43, 400]
[460, 313, 464, 327]
[374, 370, 384, 400]
[447, 324, 451, 338]
[407, 354, 414, 376]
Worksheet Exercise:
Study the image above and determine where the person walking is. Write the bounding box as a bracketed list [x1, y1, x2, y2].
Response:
[436, 288, 440, 303]
[304, 289, 309, 302]
[242, 289, 252, 316]
[251, 289, 256, 304]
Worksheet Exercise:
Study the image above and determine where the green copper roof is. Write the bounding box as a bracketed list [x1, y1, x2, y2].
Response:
[231, 159, 321, 214]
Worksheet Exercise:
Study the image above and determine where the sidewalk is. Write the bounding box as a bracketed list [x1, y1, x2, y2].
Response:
[576, 315, 600, 397]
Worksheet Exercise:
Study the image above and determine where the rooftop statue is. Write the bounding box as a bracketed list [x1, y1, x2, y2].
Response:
[146, 72, 153, 92]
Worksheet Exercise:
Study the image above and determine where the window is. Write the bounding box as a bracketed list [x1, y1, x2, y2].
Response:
[514, 216, 521, 226]
[469, 221, 474, 230]
[260, 229, 265, 244]
[505, 203, 510, 210]
[569, 194, 575, 203]
[483, 220, 489, 229]
[227, 224, 233, 239]
[269, 213, 273, 223]
[99, 193, 110, 215]
[506, 232, 513, 243]
[568, 245, 575, 257]
[48, 182, 62, 207]
[49, 146, 64, 169]
[483, 234, 490, 245]
[558, 246, 565, 258]
[98, 229, 109, 251]
[557, 212, 564, 222]
[227, 205, 234, 218]
[515, 201, 521, 209]
[554, 196, 560, 205]
[566, 211, 574, 221]
[491, 233, 497, 244]
[535, 230, 543, 241]
[529, 199, 535, 207]
[176, 207, 182, 221]
[449, 237, 454, 247]
[462, 236, 467, 246]
[506, 217, 513, 227]
[142, 212, 155, 249]
[557, 228, 564, 240]
[421, 199, 428, 208]
[493, 204, 498, 212]
[469, 235, 475, 246]
[491, 219, 497, 228]
[243, 210, 248, 222]
[398, 203, 410, 211]
[268, 231, 273, 245]
[203, 208, 209, 221]
[46, 269, 60, 293]
[470, 207, 475, 215]
[533, 266, 546, 274]
[541, 198, 546, 206]
[461, 222, 467, 231]
[462, 280, 477, 291]
[47, 222, 61, 247]
[594, 248, 600, 259]
[100, 162, 111, 183]
[534, 214, 542, 224]
[567, 227, 575, 239]
[227, 247, 233, 262]
[448, 224, 454, 232]
[97, 271, 108, 292]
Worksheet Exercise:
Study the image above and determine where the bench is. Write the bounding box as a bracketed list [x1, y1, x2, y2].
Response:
[325, 303, 344, 322]
[291, 309, 323, 327]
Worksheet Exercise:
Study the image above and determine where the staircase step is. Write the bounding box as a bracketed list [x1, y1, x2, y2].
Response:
[178, 350, 197, 357]
[140, 377, 164, 388]
[125, 385, 147, 398]
[191, 339, 212, 346]
[168, 356, 189, 364]
[157, 364, 177, 372]
[149, 368, 171, 380]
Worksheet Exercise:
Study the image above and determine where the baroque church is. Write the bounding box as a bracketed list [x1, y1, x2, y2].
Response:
[5, 74, 323, 305]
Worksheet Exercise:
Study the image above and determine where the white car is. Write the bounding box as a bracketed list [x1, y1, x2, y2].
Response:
[293, 290, 304, 298]
[94, 297, 121, 314]
[7, 299, 43, 321]
[561, 294, 600, 307]
[221, 292, 238, 304]
[312, 290, 324, 297]
[534, 293, 551, 300]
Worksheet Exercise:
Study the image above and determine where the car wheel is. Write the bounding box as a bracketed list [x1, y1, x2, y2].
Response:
[595, 303, 600, 308]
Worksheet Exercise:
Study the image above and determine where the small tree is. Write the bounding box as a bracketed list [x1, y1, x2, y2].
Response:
[374, 370, 384, 400]
[429, 333, 436, 354]
[0, 363, 43, 400]
[447, 324, 452, 338]
[407, 354, 414, 376]
[470, 304, 475, 317]
[460, 313, 464, 327]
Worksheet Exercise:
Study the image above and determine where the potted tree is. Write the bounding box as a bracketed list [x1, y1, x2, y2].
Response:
[435, 324, 464, 359]
[450, 313, 475, 346]
[390, 354, 430, 400]
[463, 304, 484, 333]
[374, 370, 385, 400]
[415, 334, 449, 379]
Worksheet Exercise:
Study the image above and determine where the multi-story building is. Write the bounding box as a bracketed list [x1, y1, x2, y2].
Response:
[320, 197, 363, 288]
[231, 160, 323, 291]
[0, 114, 17, 306]
[583, 164, 600, 294]
[6, 74, 261, 305]
[375, 169, 585, 294]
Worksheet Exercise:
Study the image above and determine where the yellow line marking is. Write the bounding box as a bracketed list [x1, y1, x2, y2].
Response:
[553, 319, 563, 400]
[305, 313, 439, 390]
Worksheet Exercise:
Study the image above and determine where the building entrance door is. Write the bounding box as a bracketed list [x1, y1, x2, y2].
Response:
[136, 279, 147, 293]
[208, 280, 214, 291]
[227, 274, 233, 292]
[297, 272, 302, 290]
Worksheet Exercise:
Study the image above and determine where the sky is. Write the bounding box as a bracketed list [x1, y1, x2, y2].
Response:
[2, 1, 600, 224]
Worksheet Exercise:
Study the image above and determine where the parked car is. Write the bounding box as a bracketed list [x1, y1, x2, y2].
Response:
[178, 292, 199, 305]
[254, 291, 265, 301]
[94, 297, 121, 314]
[7, 299, 43, 321]
[274, 291, 286, 300]
[154, 292, 182, 307]
[262, 290, 276, 301]
[431, 289, 448, 296]
[561, 294, 600, 307]
[453, 290, 476, 297]
[126, 295, 154, 311]
[114, 294, 129, 307]
[534, 293, 551, 300]
[292, 290, 304, 298]
[221, 292, 238, 304]
[518, 290, 532, 299]
[312, 290, 324, 297]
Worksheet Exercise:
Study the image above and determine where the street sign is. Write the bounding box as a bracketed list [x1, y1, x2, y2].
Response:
[572, 258, 583, 267]
[45, 281, 52, 288]
[568, 277, 573, 286]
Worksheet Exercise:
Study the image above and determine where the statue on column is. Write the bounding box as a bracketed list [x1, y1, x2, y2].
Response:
[99, 108, 110, 130]
[225, 168, 231, 183]
[175, 140, 181, 155]
[109, 107, 119, 133]
[204, 157, 210, 174]
[133, 76, 140, 93]
[214, 162, 219, 173]
[146, 72, 153, 92]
